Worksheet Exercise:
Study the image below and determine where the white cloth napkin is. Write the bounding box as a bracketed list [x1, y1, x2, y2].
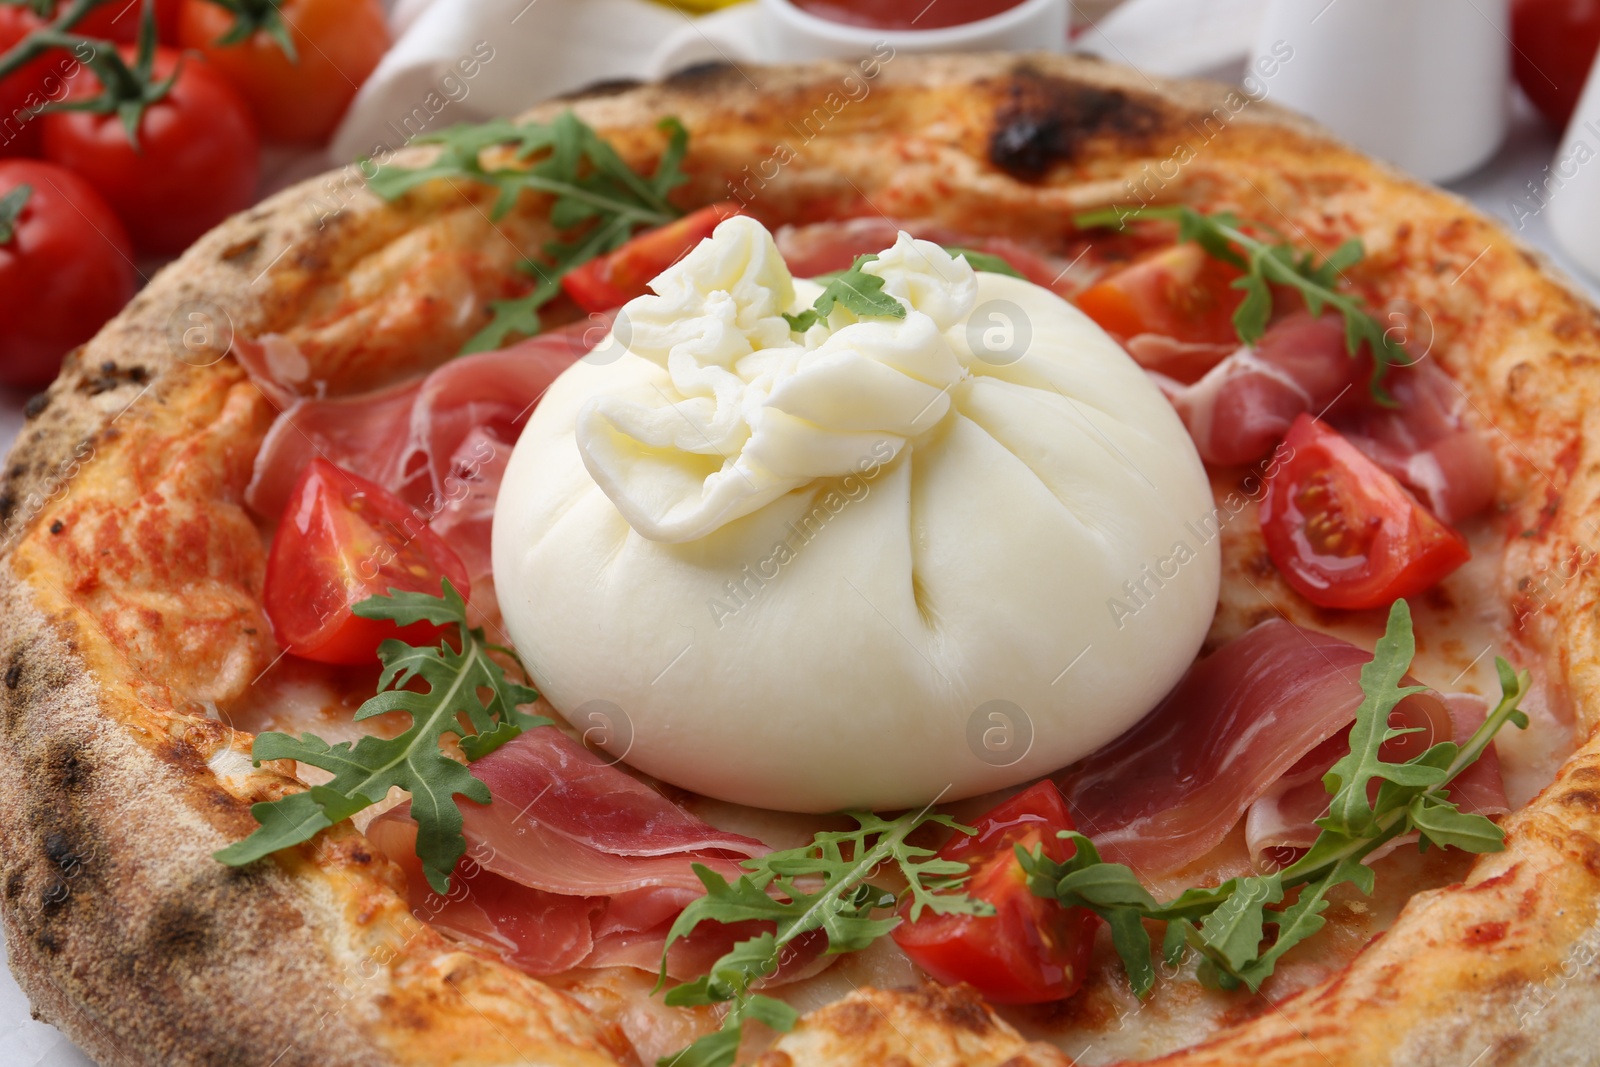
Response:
[329, 0, 700, 163]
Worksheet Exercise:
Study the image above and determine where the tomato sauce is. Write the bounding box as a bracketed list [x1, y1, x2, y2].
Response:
[788, 0, 1028, 30]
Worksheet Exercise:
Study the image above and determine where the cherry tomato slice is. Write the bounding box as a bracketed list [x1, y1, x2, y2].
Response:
[1074, 242, 1246, 345]
[561, 202, 743, 313]
[892, 782, 1098, 1005]
[1259, 414, 1471, 611]
[265, 459, 470, 665]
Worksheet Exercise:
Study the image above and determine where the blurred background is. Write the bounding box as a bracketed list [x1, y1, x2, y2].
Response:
[1, 0, 1598, 1059]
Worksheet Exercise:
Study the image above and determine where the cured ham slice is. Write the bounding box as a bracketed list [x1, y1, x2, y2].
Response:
[1151, 309, 1495, 522]
[773, 216, 1069, 291]
[1159, 313, 1362, 467]
[1056, 620, 1510, 875]
[1243, 693, 1509, 866]
[367, 728, 826, 981]
[1333, 358, 1497, 524]
[244, 318, 605, 597]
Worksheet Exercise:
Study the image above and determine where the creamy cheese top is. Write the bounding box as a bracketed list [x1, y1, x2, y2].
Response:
[493, 216, 1220, 812]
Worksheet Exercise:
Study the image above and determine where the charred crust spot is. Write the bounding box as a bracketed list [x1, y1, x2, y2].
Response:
[23, 391, 49, 419]
[3, 869, 22, 902]
[48, 519, 62, 534]
[1558, 788, 1600, 814]
[0, 491, 15, 523]
[989, 66, 1162, 180]
[219, 236, 263, 264]
[80, 362, 148, 397]
[45, 739, 92, 794]
[148, 899, 214, 958]
[4, 662, 18, 689]
[42, 831, 82, 873]
[39, 878, 71, 914]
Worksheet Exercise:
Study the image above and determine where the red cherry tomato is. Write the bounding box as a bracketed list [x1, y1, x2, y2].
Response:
[0, 5, 50, 158]
[1074, 242, 1246, 345]
[0, 159, 135, 387]
[41, 45, 259, 255]
[264, 459, 471, 666]
[1259, 414, 1471, 610]
[73, 0, 185, 43]
[1511, 0, 1600, 129]
[177, 0, 389, 144]
[562, 202, 744, 313]
[892, 782, 1098, 1005]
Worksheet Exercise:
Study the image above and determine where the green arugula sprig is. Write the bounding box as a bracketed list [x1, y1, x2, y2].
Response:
[366, 111, 689, 353]
[214, 581, 551, 893]
[1075, 204, 1411, 403]
[1022, 599, 1529, 995]
[783, 253, 907, 332]
[656, 809, 991, 1067]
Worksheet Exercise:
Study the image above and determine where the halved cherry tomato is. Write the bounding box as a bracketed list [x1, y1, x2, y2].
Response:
[561, 202, 743, 313]
[265, 459, 470, 665]
[1074, 242, 1246, 345]
[891, 782, 1098, 1005]
[1260, 414, 1470, 610]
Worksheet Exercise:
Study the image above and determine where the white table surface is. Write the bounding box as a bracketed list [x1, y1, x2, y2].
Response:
[0, 81, 1595, 1067]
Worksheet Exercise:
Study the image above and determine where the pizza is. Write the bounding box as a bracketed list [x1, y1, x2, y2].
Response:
[4, 51, 1600, 1067]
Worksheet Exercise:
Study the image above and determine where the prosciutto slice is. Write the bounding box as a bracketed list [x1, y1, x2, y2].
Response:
[774, 216, 1070, 291]
[1151, 309, 1496, 522]
[244, 318, 604, 596]
[367, 728, 826, 981]
[1056, 620, 1510, 875]
[1158, 312, 1363, 467]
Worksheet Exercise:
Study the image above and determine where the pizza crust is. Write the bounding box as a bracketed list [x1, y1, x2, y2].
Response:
[3, 52, 1600, 1066]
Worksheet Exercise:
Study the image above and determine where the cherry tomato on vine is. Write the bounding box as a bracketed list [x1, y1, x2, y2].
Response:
[177, 0, 389, 144]
[72, 0, 185, 43]
[41, 45, 258, 254]
[1259, 414, 1471, 610]
[265, 459, 471, 666]
[562, 202, 744, 312]
[892, 782, 1099, 1005]
[0, 4, 51, 158]
[0, 159, 135, 387]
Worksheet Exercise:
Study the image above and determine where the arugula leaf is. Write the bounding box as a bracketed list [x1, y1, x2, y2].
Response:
[1074, 204, 1411, 403]
[214, 580, 552, 893]
[944, 246, 1026, 278]
[784, 254, 908, 332]
[656, 808, 989, 1067]
[1022, 599, 1531, 995]
[0, 183, 28, 245]
[367, 112, 690, 352]
[1319, 600, 1441, 835]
